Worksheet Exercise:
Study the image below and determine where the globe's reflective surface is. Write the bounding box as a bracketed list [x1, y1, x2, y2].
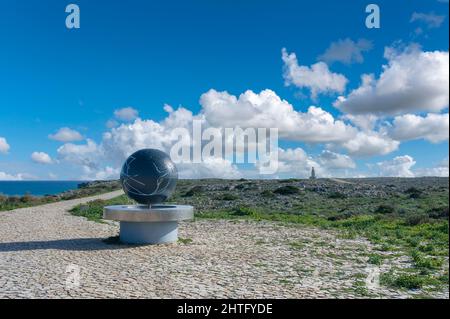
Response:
[120, 149, 178, 205]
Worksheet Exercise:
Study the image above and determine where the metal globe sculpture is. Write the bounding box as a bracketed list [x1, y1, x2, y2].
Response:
[105, 148, 192, 244]
[120, 149, 178, 205]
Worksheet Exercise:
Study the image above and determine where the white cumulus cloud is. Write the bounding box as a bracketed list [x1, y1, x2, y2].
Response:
[81, 166, 120, 180]
[374, 155, 416, 177]
[339, 131, 399, 157]
[57, 139, 101, 172]
[389, 113, 449, 143]
[0, 171, 35, 181]
[270, 147, 319, 178]
[269, 148, 356, 178]
[0, 137, 10, 154]
[0, 171, 22, 181]
[410, 12, 446, 29]
[282, 48, 348, 98]
[200, 89, 357, 143]
[102, 110, 195, 166]
[106, 119, 119, 128]
[373, 156, 449, 177]
[318, 38, 372, 65]
[335, 46, 449, 115]
[415, 157, 449, 177]
[53, 87, 427, 179]
[178, 157, 241, 179]
[31, 152, 53, 164]
[114, 107, 139, 122]
[49, 127, 83, 142]
[318, 150, 356, 169]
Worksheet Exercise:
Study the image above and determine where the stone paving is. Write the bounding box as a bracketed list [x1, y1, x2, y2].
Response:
[0, 191, 447, 299]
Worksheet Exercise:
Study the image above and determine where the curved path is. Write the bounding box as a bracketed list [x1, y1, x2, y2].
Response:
[0, 191, 440, 299]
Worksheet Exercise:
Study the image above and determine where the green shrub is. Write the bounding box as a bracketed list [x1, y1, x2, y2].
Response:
[381, 272, 424, 290]
[405, 214, 429, 226]
[438, 272, 449, 285]
[182, 185, 204, 197]
[7, 196, 20, 205]
[428, 206, 449, 219]
[327, 212, 353, 221]
[328, 192, 347, 199]
[261, 190, 275, 198]
[20, 193, 35, 203]
[273, 185, 300, 195]
[278, 179, 301, 183]
[374, 204, 396, 215]
[367, 254, 383, 265]
[405, 187, 422, 199]
[411, 250, 443, 269]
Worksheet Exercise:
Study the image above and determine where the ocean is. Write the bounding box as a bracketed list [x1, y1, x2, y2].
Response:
[0, 181, 87, 197]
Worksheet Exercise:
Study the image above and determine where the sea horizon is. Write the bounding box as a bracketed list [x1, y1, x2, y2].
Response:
[0, 180, 89, 197]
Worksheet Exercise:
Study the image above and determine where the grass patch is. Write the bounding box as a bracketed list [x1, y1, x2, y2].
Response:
[353, 274, 370, 296]
[178, 237, 193, 244]
[0, 194, 58, 211]
[380, 272, 424, 290]
[378, 270, 444, 291]
[411, 250, 443, 270]
[367, 253, 384, 265]
[70, 195, 133, 222]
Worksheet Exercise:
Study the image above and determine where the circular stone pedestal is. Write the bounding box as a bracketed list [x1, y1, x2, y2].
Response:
[103, 205, 193, 244]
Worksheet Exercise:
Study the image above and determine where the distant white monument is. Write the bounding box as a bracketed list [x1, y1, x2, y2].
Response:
[310, 167, 316, 180]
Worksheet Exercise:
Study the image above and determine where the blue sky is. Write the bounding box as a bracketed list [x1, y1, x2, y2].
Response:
[0, 0, 448, 180]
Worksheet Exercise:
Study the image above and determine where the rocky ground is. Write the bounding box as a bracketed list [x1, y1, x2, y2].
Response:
[169, 177, 449, 217]
[0, 183, 448, 298]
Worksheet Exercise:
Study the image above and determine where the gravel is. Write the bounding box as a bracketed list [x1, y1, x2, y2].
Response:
[0, 191, 447, 299]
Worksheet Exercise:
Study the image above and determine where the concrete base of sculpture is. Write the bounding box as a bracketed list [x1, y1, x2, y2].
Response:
[119, 221, 178, 244]
[103, 205, 193, 244]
